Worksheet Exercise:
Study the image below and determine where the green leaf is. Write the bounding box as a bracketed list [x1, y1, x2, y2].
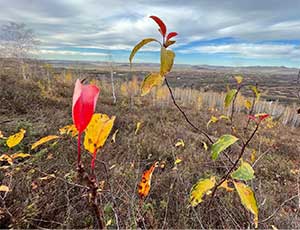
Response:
[160, 47, 175, 75]
[250, 85, 260, 102]
[189, 176, 216, 207]
[129, 38, 159, 64]
[141, 72, 164, 96]
[234, 181, 258, 228]
[211, 135, 238, 160]
[224, 89, 237, 107]
[231, 159, 255, 181]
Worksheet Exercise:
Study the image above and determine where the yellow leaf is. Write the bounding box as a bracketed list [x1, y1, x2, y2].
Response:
[175, 139, 185, 147]
[0, 185, 9, 192]
[234, 75, 243, 84]
[135, 122, 142, 135]
[219, 115, 230, 120]
[84, 113, 115, 154]
[234, 181, 258, 228]
[141, 72, 164, 96]
[106, 219, 112, 227]
[111, 129, 119, 143]
[244, 100, 252, 110]
[219, 180, 234, 192]
[189, 176, 216, 207]
[0, 130, 4, 139]
[59, 124, 78, 137]
[175, 158, 182, 164]
[160, 47, 175, 75]
[0, 154, 13, 165]
[250, 149, 256, 164]
[129, 38, 159, 64]
[11, 152, 31, 159]
[31, 135, 60, 150]
[6, 129, 26, 148]
[207, 116, 218, 128]
[202, 141, 208, 151]
[39, 174, 56, 181]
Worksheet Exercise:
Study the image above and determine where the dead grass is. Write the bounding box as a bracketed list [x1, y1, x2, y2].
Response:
[0, 72, 299, 229]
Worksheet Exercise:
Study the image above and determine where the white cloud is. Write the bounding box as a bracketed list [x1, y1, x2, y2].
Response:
[179, 43, 300, 59]
[32, 49, 108, 57]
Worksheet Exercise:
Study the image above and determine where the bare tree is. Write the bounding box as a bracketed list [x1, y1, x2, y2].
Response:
[0, 22, 38, 79]
[107, 53, 117, 104]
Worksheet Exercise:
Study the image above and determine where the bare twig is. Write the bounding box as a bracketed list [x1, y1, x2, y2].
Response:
[164, 78, 213, 144]
[259, 195, 298, 223]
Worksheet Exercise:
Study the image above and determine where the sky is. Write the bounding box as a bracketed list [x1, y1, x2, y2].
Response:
[0, 0, 299, 67]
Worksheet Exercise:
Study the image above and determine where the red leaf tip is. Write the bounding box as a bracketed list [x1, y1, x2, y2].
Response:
[149, 15, 167, 37]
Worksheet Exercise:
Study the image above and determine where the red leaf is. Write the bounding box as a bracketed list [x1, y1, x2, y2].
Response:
[166, 32, 178, 41]
[150, 15, 167, 37]
[258, 113, 269, 121]
[72, 79, 100, 133]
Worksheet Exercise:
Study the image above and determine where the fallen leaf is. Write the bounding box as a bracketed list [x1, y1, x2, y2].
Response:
[6, 129, 26, 148]
[31, 135, 60, 150]
[138, 161, 159, 199]
[175, 139, 185, 147]
[135, 122, 142, 135]
[175, 158, 182, 164]
[0, 185, 9, 192]
[59, 124, 78, 137]
[39, 174, 56, 181]
[111, 129, 119, 143]
[11, 152, 31, 159]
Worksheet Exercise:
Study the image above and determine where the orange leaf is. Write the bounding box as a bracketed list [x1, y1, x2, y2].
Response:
[138, 161, 159, 199]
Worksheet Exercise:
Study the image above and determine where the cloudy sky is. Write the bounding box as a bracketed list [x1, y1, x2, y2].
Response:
[0, 0, 299, 67]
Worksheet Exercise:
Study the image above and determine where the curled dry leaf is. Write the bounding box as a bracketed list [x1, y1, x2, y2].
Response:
[138, 161, 159, 199]
[175, 139, 185, 147]
[59, 124, 78, 137]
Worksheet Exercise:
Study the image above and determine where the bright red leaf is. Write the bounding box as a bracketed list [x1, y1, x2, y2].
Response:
[258, 113, 269, 121]
[72, 79, 100, 166]
[166, 32, 178, 41]
[150, 15, 167, 37]
[72, 79, 100, 133]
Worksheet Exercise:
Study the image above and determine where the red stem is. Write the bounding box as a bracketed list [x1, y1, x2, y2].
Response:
[77, 132, 81, 167]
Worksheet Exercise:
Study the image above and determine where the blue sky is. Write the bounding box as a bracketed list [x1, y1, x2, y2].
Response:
[0, 0, 299, 67]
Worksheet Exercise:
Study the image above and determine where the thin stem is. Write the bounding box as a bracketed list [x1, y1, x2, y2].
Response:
[77, 132, 81, 167]
[91, 149, 97, 172]
[164, 78, 213, 144]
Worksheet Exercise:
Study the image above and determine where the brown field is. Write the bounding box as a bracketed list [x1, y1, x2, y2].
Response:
[0, 61, 299, 229]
